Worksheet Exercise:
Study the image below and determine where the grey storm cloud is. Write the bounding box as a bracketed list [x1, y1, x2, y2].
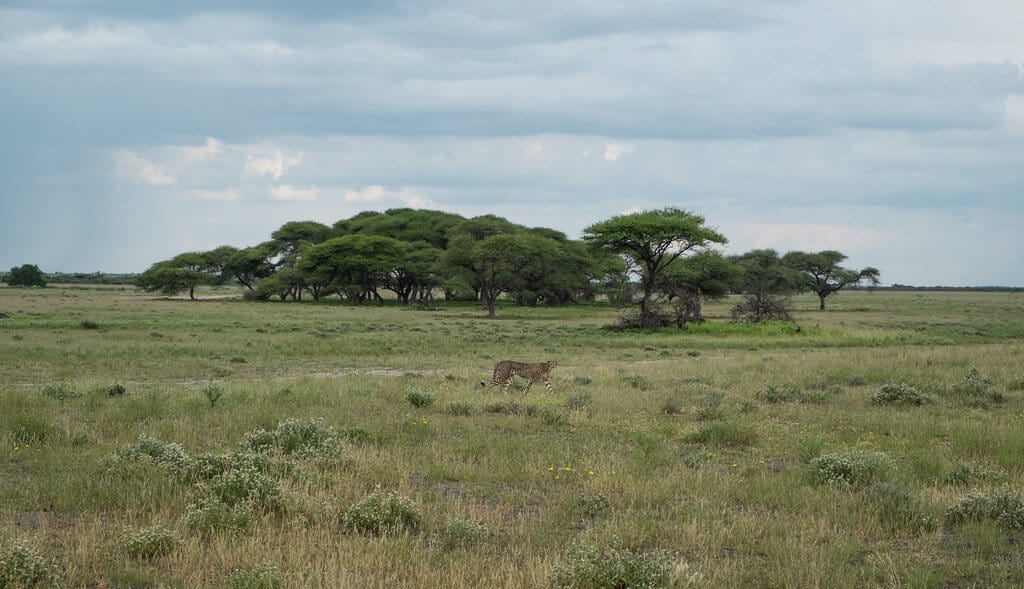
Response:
[1, 0, 1022, 285]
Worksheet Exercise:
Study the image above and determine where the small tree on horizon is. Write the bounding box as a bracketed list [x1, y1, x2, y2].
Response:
[783, 250, 880, 310]
[6, 264, 47, 287]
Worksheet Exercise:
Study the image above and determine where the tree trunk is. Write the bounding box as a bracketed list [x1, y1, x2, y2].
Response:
[189, 286, 196, 300]
[818, 293, 827, 311]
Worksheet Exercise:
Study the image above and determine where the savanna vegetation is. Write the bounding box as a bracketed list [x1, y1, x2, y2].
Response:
[2, 284, 1023, 587]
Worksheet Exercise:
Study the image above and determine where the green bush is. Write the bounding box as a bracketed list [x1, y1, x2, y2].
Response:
[0, 540, 62, 587]
[227, 562, 283, 589]
[185, 495, 253, 536]
[107, 383, 127, 397]
[440, 517, 489, 548]
[442, 401, 474, 416]
[203, 465, 284, 513]
[203, 384, 224, 407]
[343, 491, 421, 535]
[660, 395, 685, 415]
[757, 383, 800, 403]
[552, 538, 675, 589]
[10, 414, 52, 444]
[623, 374, 651, 391]
[695, 391, 724, 420]
[871, 382, 932, 405]
[945, 461, 1006, 486]
[683, 421, 757, 447]
[241, 418, 341, 458]
[946, 488, 1024, 530]
[111, 435, 191, 471]
[573, 493, 611, 518]
[184, 452, 273, 483]
[864, 482, 937, 531]
[848, 375, 869, 386]
[120, 525, 177, 560]
[950, 367, 1004, 407]
[80, 320, 101, 330]
[808, 451, 896, 487]
[565, 392, 592, 411]
[404, 387, 436, 408]
[41, 382, 79, 401]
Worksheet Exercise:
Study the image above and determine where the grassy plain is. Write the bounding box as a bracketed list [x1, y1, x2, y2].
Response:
[1, 286, 1023, 587]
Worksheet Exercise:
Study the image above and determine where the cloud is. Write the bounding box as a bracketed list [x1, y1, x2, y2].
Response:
[185, 188, 240, 202]
[268, 184, 318, 202]
[179, 137, 224, 161]
[342, 185, 432, 208]
[244, 149, 302, 180]
[604, 142, 634, 162]
[112, 149, 175, 186]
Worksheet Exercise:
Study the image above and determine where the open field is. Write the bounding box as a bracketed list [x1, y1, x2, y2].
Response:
[2, 286, 1024, 587]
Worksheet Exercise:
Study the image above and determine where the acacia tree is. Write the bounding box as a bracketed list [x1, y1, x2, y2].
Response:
[443, 216, 555, 318]
[783, 250, 880, 310]
[583, 208, 727, 328]
[299, 235, 405, 304]
[731, 249, 801, 322]
[137, 252, 209, 300]
[658, 251, 740, 324]
[6, 264, 47, 287]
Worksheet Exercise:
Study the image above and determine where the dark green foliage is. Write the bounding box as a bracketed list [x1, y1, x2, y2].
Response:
[0, 540, 62, 587]
[945, 461, 1005, 486]
[240, 418, 340, 458]
[80, 319, 101, 330]
[10, 414, 52, 444]
[6, 264, 47, 287]
[404, 387, 436, 408]
[573, 493, 611, 518]
[41, 382, 79, 401]
[660, 395, 685, 415]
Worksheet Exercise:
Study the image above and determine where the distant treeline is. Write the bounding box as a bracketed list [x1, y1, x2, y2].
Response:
[879, 285, 1024, 293]
[45, 272, 139, 285]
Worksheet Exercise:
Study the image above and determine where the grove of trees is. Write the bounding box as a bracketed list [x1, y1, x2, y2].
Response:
[137, 207, 880, 326]
[5, 264, 47, 287]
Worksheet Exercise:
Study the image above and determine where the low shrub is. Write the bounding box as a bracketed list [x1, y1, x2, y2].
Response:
[573, 493, 611, 518]
[950, 367, 1004, 407]
[757, 383, 800, 403]
[203, 384, 224, 408]
[185, 495, 253, 536]
[660, 395, 685, 415]
[945, 461, 1006, 486]
[111, 435, 191, 471]
[226, 562, 283, 589]
[120, 525, 177, 559]
[552, 538, 676, 589]
[442, 401, 474, 416]
[343, 491, 421, 535]
[440, 517, 489, 548]
[572, 375, 593, 385]
[695, 391, 724, 421]
[623, 374, 651, 391]
[10, 414, 52, 444]
[864, 482, 937, 532]
[808, 451, 896, 487]
[404, 388, 436, 408]
[0, 540, 62, 587]
[871, 382, 932, 406]
[565, 392, 592, 411]
[946, 488, 1024, 530]
[848, 375, 869, 386]
[683, 421, 757, 447]
[41, 382, 79, 401]
[202, 466, 284, 513]
[80, 320, 101, 330]
[107, 383, 127, 397]
[241, 418, 341, 459]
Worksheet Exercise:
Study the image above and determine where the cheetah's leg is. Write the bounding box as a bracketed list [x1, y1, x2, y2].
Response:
[501, 376, 514, 395]
[523, 379, 533, 395]
[543, 378, 554, 394]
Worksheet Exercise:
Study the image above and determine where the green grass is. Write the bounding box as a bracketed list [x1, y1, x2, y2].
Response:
[1, 285, 1024, 586]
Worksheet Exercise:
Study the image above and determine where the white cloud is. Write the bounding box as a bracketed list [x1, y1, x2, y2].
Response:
[112, 149, 175, 186]
[268, 184, 318, 202]
[740, 222, 883, 253]
[179, 137, 224, 161]
[604, 142, 634, 162]
[244, 149, 302, 180]
[342, 185, 432, 208]
[185, 188, 240, 202]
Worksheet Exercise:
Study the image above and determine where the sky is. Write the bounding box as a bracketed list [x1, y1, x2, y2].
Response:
[1, 1, 1022, 286]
